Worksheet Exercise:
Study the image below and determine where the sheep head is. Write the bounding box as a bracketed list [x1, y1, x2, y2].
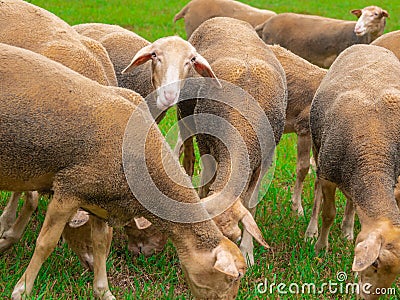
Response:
[351, 6, 389, 37]
[352, 220, 400, 299]
[124, 217, 168, 257]
[122, 36, 221, 110]
[180, 237, 246, 299]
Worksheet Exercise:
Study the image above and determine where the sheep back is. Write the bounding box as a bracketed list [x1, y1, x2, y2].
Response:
[371, 30, 400, 60]
[260, 13, 371, 68]
[310, 45, 400, 207]
[73, 23, 154, 98]
[0, 0, 117, 86]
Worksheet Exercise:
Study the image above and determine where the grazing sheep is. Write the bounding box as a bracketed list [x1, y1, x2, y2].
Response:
[309, 44, 400, 298]
[1, 42, 246, 300]
[256, 6, 389, 68]
[61, 210, 113, 271]
[124, 217, 167, 256]
[371, 30, 400, 59]
[268, 45, 327, 216]
[0, 0, 117, 255]
[188, 17, 287, 264]
[173, 0, 276, 39]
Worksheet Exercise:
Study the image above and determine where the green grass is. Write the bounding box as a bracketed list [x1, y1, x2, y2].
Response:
[2, 0, 400, 299]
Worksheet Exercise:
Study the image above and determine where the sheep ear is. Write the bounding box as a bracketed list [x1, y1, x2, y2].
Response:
[192, 54, 222, 88]
[351, 9, 362, 18]
[122, 44, 153, 74]
[134, 217, 152, 230]
[238, 203, 270, 249]
[352, 233, 381, 272]
[381, 10, 389, 18]
[213, 245, 240, 278]
[68, 210, 90, 228]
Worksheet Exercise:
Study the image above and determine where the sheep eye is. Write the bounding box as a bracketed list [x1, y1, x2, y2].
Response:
[372, 260, 379, 268]
[151, 52, 157, 58]
[190, 57, 196, 63]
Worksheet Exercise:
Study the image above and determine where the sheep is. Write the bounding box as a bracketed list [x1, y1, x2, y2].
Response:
[371, 30, 400, 60]
[70, 24, 228, 254]
[267, 45, 327, 216]
[309, 44, 400, 299]
[0, 0, 117, 86]
[124, 217, 167, 256]
[0, 0, 117, 254]
[72, 23, 154, 104]
[173, 0, 276, 39]
[1, 42, 246, 300]
[61, 210, 113, 271]
[187, 17, 287, 265]
[256, 6, 389, 68]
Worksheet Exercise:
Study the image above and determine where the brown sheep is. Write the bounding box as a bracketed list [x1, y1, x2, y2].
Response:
[1, 42, 246, 300]
[309, 44, 400, 299]
[256, 6, 389, 68]
[371, 30, 400, 60]
[0, 0, 117, 262]
[268, 45, 327, 216]
[174, 0, 276, 39]
[188, 17, 287, 265]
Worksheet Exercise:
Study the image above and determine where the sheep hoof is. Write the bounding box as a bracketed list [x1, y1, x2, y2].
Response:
[11, 283, 25, 300]
[314, 240, 328, 254]
[342, 230, 354, 241]
[304, 223, 318, 240]
[95, 289, 115, 300]
[291, 204, 304, 217]
[0, 235, 17, 253]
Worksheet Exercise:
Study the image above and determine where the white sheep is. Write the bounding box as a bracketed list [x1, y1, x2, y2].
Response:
[256, 6, 389, 68]
[309, 44, 400, 298]
[1, 42, 246, 300]
[0, 0, 117, 257]
[174, 0, 276, 39]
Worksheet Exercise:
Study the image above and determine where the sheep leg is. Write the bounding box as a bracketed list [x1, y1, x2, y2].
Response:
[91, 216, 115, 300]
[198, 153, 217, 198]
[239, 167, 262, 266]
[11, 195, 79, 300]
[0, 192, 39, 252]
[315, 179, 337, 253]
[341, 198, 355, 241]
[0, 192, 22, 235]
[305, 178, 322, 239]
[290, 134, 311, 216]
[173, 132, 184, 158]
[240, 225, 255, 266]
[182, 136, 195, 177]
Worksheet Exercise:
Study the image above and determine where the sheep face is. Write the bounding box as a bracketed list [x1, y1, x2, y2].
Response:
[352, 221, 400, 299]
[180, 237, 246, 299]
[122, 36, 220, 110]
[62, 211, 113, 272]
[352, 6, 389, 37]
[124, 217, 167, 256]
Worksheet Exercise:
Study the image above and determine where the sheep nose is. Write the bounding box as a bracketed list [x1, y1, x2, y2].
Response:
[164, 90, 178, 102]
